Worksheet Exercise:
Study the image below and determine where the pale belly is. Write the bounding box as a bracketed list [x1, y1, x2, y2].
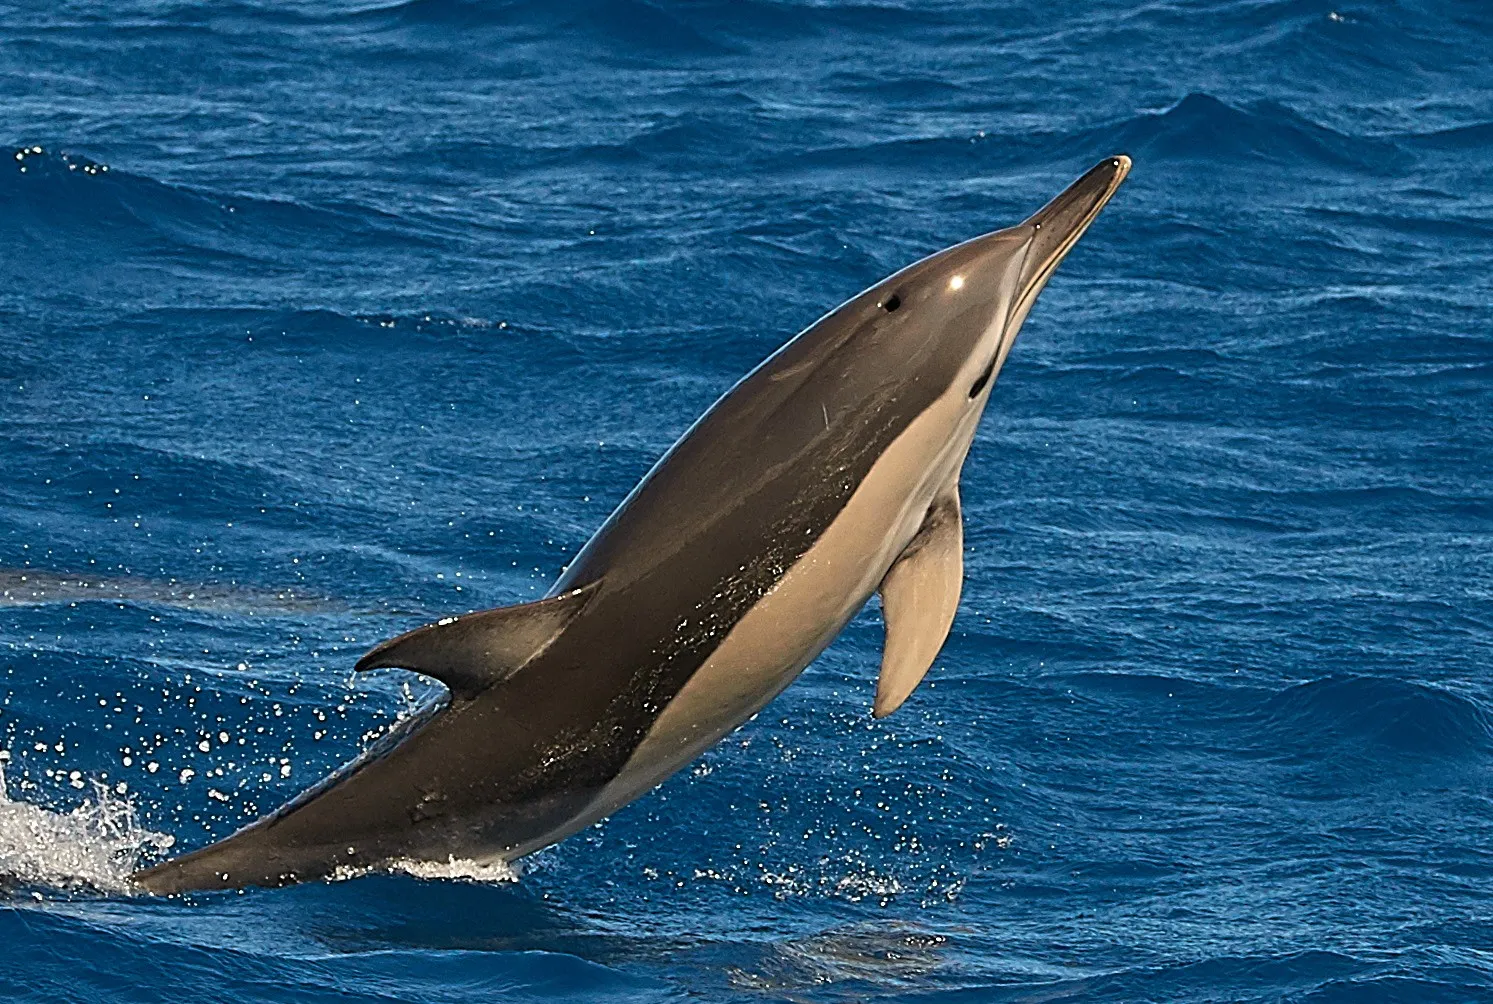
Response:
[494, 396, 981, 861]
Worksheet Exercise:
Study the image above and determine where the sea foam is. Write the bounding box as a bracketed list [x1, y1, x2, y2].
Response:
[0, 766, 174, 896]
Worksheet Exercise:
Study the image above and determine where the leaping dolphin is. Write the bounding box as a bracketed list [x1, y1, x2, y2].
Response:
[134, 156, 1131, 894]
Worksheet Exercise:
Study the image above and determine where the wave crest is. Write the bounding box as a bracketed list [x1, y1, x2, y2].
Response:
[1259, 676, 1493, 759]
[1093, 93, 1403, 172]
[355, 0, 732, 55]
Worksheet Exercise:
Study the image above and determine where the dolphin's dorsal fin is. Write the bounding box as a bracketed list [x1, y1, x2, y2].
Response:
[354, 580, 601, 700]
[874, 488, 963, 718]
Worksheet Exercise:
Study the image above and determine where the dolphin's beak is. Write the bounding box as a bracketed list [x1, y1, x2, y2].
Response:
[1009, 155, 1131, 324]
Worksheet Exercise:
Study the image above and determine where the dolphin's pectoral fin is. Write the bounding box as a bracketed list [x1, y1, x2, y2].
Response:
[354, 580, 602, 700]
[874, 488, 963, 718]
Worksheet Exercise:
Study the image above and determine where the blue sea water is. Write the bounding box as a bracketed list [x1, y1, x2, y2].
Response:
[2, 0, 1492, 999]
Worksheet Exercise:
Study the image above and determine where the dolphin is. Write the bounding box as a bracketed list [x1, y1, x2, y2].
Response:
[133, 156, 1131, 894]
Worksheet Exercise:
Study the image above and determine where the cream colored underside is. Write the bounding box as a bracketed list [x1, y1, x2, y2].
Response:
[566, 392, 984, 835]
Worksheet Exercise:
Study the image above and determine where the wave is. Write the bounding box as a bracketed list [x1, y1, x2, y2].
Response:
[979, 949, 1444, 1004]
[1097, 93, 1405, 172]
[0, 432, 314, 527]
[346, 0, 969, 51]
[0, 905, 659, 1000]
[0, 146, 430, 302]
[1231, 484, 1493, 532]
[1403, 119, 1493, 153]
[351, 0, 733, 56]
[785, 92, 1409, 182]
[3, 99, 1442, 318]
[412, 110, 772, 182]
[727, 920, 949, 993]
[1258, 675, 1493, 760]
[2, 146, 407, 241]
[1304, 203, 1493, 243]
[730, 939, 1493, 1001]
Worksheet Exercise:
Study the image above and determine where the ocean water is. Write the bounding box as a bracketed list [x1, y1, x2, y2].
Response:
[2, 0, 1492, 999]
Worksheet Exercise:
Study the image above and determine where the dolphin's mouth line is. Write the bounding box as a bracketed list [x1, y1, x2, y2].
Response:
[1011, 154, 1132, 324]
[989, 227, 1039, 368]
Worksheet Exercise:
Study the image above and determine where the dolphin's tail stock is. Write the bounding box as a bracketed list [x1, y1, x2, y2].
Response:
[133, 835, 275, 894]
[131, 582, 606, 894]
[132, 819, 346, 894]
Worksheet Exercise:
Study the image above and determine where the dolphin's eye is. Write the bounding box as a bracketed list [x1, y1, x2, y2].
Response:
[882, 294, 901, 312]
[968, 358, 996, 398]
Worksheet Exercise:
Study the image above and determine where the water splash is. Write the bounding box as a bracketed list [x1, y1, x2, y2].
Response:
[376, 856, 519, 884]
[0, 765, 175, 896]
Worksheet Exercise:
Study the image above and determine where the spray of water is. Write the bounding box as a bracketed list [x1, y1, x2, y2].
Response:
[0, 760, 517, 895]
[0, 763, 175, 896]
[330, 855, 520, 885]
[388, 856, 519, 883]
